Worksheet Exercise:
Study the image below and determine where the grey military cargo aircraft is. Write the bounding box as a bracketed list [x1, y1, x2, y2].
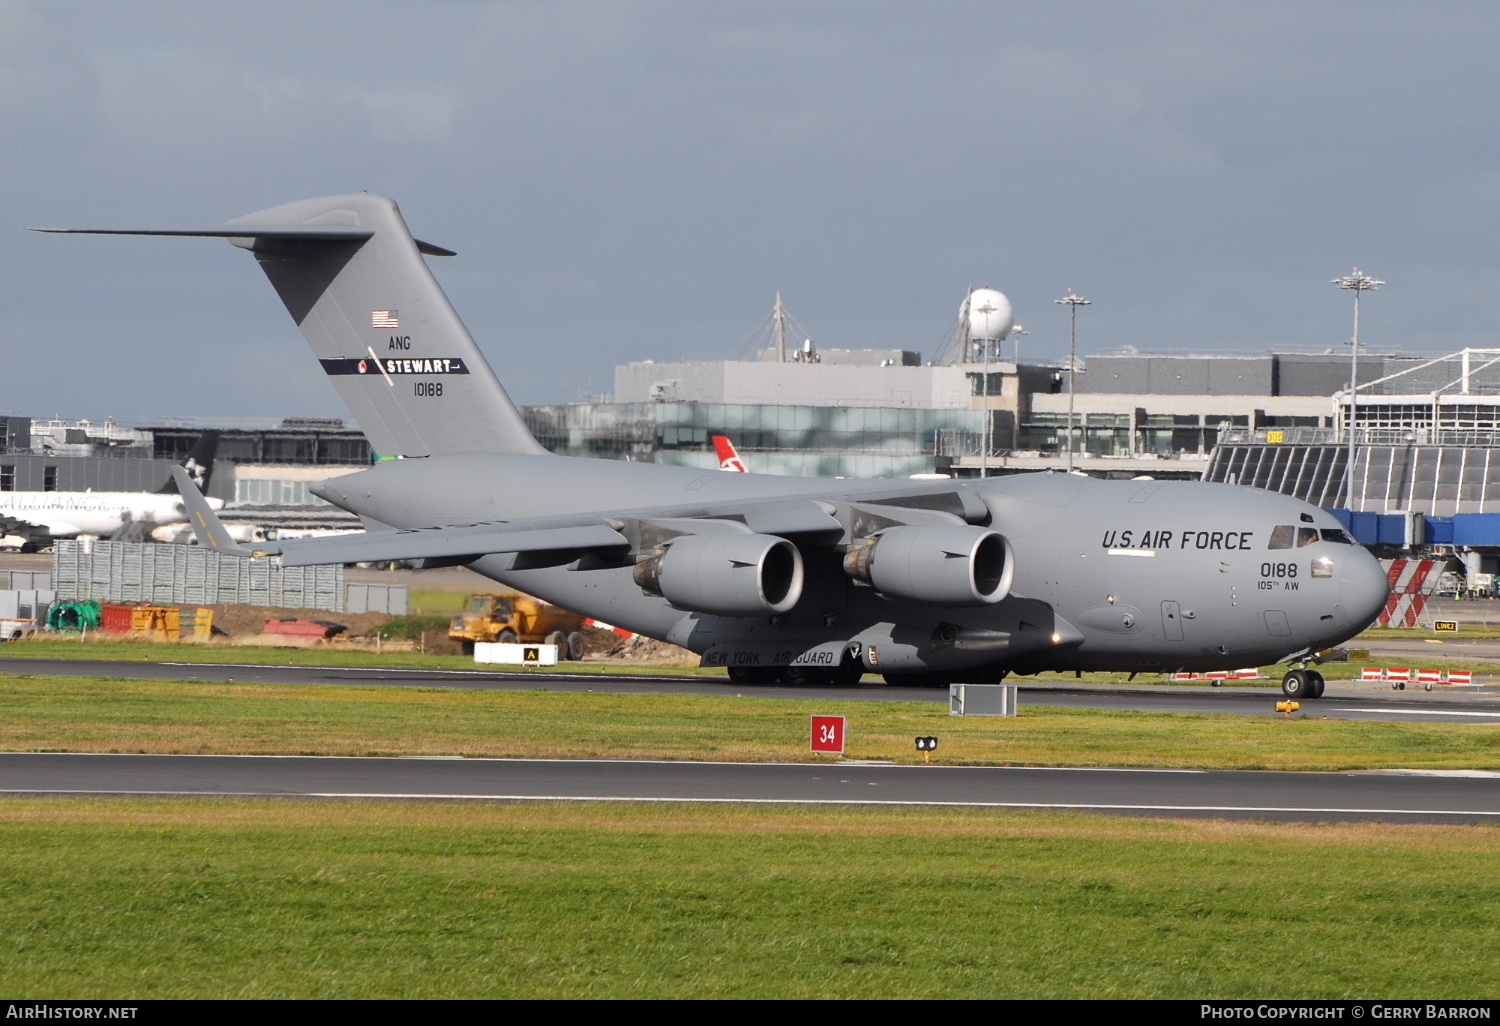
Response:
[37, 193, 1390, 699]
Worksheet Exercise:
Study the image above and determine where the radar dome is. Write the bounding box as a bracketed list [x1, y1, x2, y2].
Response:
[964, 288, 1013, 342]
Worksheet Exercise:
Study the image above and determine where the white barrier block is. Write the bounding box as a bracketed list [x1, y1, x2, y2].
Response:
[949, 683, 1017, 717]
[474, 642, 559, 666]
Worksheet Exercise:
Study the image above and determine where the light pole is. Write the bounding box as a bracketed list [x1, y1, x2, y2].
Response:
[1054, 290, 1091, 471]
[972, 335, 991, 478]
[1332, 268, 1384, 509]
[1008, 325, 1028, 451]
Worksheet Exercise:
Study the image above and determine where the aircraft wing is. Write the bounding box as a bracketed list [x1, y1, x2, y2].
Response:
[270, 480, 987, 565]
[173, 467, 992, 569]
[171, 466, 628, 564]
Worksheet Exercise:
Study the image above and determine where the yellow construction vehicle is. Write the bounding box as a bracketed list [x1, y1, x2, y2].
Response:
[449, 593, 588, 659]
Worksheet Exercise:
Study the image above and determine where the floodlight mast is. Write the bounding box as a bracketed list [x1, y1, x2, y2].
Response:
[1332, 268, 1384, 510]
[977, 332, 989, 478]
[1054, 290, 1091, 471]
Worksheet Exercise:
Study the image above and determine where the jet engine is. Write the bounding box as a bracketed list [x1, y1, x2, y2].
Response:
[633, 533, 805, 617]
[843, 525, 1012, 606]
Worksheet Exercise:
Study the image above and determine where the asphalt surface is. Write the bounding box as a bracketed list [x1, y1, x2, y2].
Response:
[4, 655, 1500, 824]
[2, 752, 1497, 824]
[4, 655, 1500, 723]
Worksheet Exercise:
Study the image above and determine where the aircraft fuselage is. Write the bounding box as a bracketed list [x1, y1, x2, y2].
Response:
[314, 454, 1389, 676]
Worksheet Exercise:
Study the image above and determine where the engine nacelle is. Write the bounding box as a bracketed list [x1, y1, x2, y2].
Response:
[634, 532, 804, 617]
[843, 525, 1012, 606]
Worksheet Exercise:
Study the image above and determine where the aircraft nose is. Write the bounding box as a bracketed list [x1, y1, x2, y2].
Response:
[1341, 549, 1391, 630]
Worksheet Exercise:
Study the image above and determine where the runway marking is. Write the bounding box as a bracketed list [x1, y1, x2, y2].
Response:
[0, 788, 1495, 817]
[1360, 769, 1500, 778]
[1328, 707, 1500, 718]
[0, 751, 1209, 771]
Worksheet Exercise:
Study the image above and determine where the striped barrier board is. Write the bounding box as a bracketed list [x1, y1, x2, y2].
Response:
[1361, 667, 1385, 680]
[1448, 670, 1475, 686]
[1416, 669, 1443, 685]
[1233, 669, 1262, 679]
[1378, 559, 1449, 627]
[1386, 668, 1411, 683]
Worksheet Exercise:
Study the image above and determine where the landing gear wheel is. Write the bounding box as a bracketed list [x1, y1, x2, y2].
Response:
[566, 631, 587, 661]
[727, 665, 777, 685]
[1281, 669, 1309, 699]
[826, 659, 865, 687]
[1305, 670, 1325, 699]
[882, 672, 954, 689]
[497, 629, 519, 645]
[778, 665, 822, 687]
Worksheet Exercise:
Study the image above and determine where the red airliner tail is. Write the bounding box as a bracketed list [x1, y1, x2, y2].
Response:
[711, 435, 747, 473]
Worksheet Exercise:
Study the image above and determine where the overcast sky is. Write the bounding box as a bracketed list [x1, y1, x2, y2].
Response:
[3, 1, 1498, 423]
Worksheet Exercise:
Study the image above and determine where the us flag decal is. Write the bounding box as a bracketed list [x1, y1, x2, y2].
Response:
[372, 310, 399, 328]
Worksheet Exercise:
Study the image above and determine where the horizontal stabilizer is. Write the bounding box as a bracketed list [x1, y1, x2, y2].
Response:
[29, 225, 375, 243]
[29, 225, 455, 255]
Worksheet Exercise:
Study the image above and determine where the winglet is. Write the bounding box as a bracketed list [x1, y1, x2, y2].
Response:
[171, 466, 256, 554]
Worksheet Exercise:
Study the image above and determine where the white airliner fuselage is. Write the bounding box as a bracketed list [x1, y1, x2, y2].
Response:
[0, 491, 223, 542]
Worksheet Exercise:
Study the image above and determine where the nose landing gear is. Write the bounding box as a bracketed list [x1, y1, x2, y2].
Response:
[1281, 668, 1325, 699]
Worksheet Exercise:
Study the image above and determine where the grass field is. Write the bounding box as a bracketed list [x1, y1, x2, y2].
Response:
[408, 588, 472, 614]
[4, 673, 1499, 770]
[2, 797, 1496, 999]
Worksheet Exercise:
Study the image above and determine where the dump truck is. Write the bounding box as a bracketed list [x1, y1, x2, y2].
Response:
[449, 593, 588, 659]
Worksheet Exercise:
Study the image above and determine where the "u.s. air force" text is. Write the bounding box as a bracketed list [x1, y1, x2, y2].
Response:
[1102, 529, 1255, 550]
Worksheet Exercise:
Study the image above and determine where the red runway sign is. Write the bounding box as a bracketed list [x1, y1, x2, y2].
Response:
[810, 715, 846, 754]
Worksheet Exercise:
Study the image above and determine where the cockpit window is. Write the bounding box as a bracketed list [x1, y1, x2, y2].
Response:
[1269, 525, 1334, 548]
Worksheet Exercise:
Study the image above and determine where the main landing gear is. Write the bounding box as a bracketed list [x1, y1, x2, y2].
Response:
[726, 662, 864, 686]
[1281, 668, 1325, 700]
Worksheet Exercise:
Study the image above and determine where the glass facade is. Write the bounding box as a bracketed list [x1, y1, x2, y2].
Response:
[233, 479, 333, 507]
[1207, 442, 1500, 515]
[151, 429, 372, 466]
[523, 402, 986, 478]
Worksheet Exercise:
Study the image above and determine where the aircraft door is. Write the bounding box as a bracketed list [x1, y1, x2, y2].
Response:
[1263, 610, 1293, 637]
[1161, 600, 1184, 641]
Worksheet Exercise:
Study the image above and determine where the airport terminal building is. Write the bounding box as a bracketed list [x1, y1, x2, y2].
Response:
[14, 344, 1500, 584]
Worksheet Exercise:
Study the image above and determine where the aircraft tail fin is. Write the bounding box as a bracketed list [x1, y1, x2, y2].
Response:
[155, 430, 220, 495]
[712, 434, 748, 473]
[36, 194, 546, 461]
[171, 466, 249, 554]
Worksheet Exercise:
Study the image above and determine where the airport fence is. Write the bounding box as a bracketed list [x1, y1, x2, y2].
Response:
[345, 583, 410, 615]
[0, 571, 52, 590]
[53, 540, 345, 612]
